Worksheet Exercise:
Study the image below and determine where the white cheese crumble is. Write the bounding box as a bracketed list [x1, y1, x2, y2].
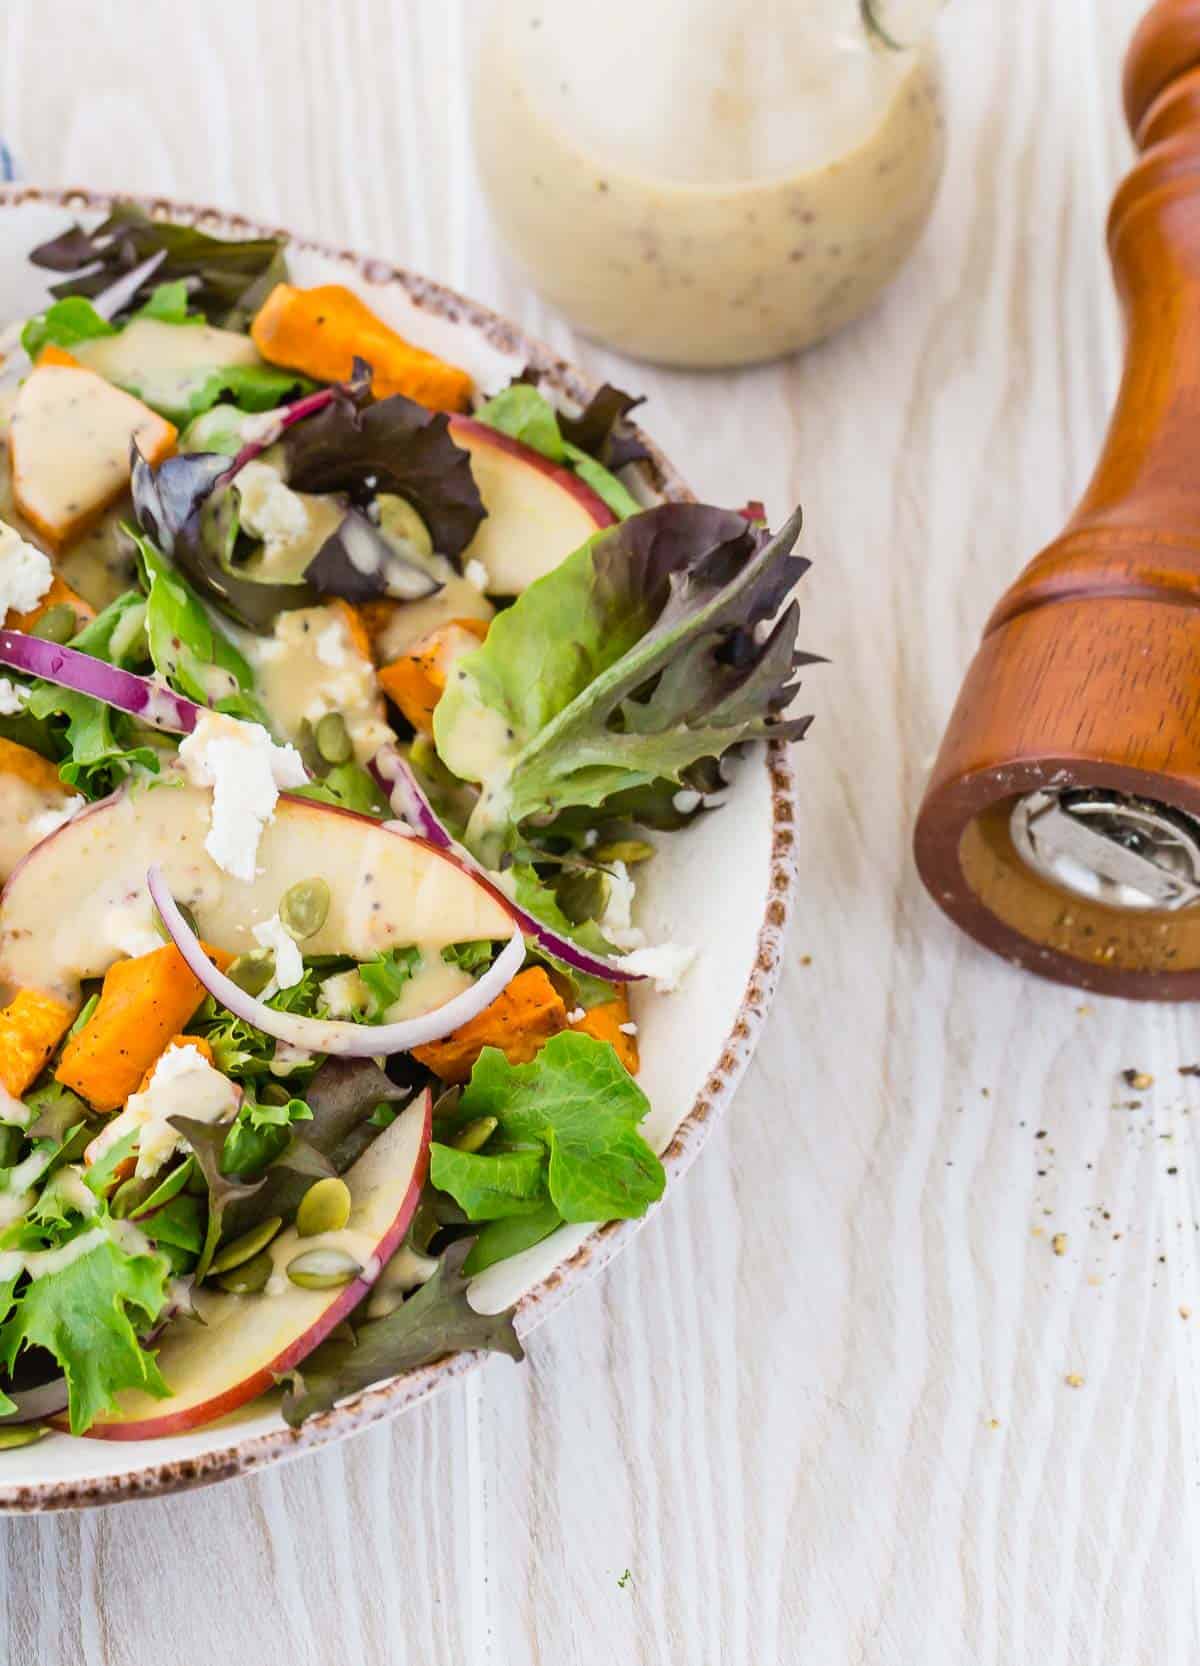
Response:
[88, 1041, 239, 1180]
[178, 711, 307, 882]
[464, 557, 489, 592]
[315, 621, 348, 667]
[0, 519, 53, 618]
[103, 898, 165, 960]
[566, 1006, 586, 1024]
[27, 794, 84, 841]
[0, 677, 29, 715]
[618, 1021, 639, 1035]
[598, 860, 644, 950]
[618, 942, 696, 993]
[235, 460, 310, 554]
[253, 912, 305, 993]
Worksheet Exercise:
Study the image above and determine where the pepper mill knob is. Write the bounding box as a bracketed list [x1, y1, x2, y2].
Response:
[914, 0, 1200, 999]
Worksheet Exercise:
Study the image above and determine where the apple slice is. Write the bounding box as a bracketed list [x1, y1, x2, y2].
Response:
[448, 415, 615, 594]
[9, 364, 177, 551]
[0, 781, 515, 1007]
[80, 1090, 432, 1439]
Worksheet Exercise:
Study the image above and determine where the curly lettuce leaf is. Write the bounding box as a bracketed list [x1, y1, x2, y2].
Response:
[24, 591, 163, 796]
[28, 202, 289, 328]
[433, 1031, 664, 1226]
[279, 1236, 523, 1428]
[434, 502, 813, 858]
[0, 1231, 170, 1434]
[20, 294, 117, 358]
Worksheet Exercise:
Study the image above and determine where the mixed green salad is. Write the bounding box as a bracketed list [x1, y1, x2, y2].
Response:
[0, 204, 814, 1443]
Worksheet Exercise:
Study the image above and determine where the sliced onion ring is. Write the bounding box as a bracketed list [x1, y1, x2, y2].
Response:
[0, 632, 204, 734]
[370, 745, 642, 985]
[148, 863, 525, 1057]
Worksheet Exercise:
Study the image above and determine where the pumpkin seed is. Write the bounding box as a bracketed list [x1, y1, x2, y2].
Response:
[215, 1249, 274, 1295]
[555, 868, 610, 925]
[593, 838, 656, 865]
[227, 949, 274, 996]
[280, 876, 331, 941]
[209, 1216, 283, 1276]
[0, 1423, 49, 1450]
[30, 603, 76, 644]
[155, 898, 199, 944]
[258, 1081, 293, 1108]
[296, 1176, 352, 1237]
[286, 1247, 361, 1290]
[315, 712, 353, 765]
[452, 1116, 498, 1155]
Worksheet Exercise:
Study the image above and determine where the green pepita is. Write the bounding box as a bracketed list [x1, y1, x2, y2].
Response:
[593, 838, 656, 866]
[555, 867, 610, 925]
[0, 1423, 50, 1450]
[315, 712, 353, 765]
[286, 1246, 361, 1290]
[296, 1176, 352, 1238]
[227, 949, 275, 996]
[155, 899, 199, 945]
[280, 876, 331, 941]
[209, 1216, 283, 1276]
[215, 1249, 274, 1295]
[258, 1081, 293, 1108]
[29, 604, 76, 644]
[451, 1116, 498, 1155]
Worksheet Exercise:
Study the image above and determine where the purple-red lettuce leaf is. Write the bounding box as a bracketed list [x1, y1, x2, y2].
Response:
[29, 202, 289, 328]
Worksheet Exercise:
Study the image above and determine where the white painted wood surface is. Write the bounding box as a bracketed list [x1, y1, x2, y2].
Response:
[0, 0, 1192, 1659]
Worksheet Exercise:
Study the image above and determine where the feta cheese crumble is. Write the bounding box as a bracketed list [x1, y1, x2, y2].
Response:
[0, 519, 53, 618]
[177, 711, 307, 882]
[618, 942, 696, 993]
[0, 677, 29, 715]
[315, 621, 347, 667]
[599, 860, 644, 950]
[235, 460, 310, 556]
[253, 912, 305, 993]
[464, 557, 489, 592]
[88, 1041, 239, 1180]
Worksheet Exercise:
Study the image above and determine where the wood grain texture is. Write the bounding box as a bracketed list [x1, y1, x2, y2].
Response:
[0, 0, 1194, 1661]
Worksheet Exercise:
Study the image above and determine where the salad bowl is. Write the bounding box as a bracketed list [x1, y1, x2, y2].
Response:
[0, 188, 800, 1509]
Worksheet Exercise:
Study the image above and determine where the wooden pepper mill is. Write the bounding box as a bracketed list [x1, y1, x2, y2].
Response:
[914, 0, 1200, 1000]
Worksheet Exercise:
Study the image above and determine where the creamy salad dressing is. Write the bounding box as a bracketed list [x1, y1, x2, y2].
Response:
[0, 772, 76, 881]
[245, 603, 392, 764]
[0, 780, 514, 1002]
[472, 0, 944, 365]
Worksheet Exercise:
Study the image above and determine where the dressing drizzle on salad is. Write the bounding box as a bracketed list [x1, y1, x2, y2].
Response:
[0, 205, 818, 1439]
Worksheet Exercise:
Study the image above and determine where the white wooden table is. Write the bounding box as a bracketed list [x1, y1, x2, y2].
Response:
[1, 1, 1193, 1660]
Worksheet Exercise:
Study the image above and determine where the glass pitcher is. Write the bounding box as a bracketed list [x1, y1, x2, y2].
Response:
[471, 0, 945, 367]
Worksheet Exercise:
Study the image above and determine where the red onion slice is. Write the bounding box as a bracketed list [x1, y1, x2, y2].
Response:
[0, 1376, 70, 1425]
[370, 746, 641, 985]
[148, 863, 525, 1057]
[0, 632, 204, 734]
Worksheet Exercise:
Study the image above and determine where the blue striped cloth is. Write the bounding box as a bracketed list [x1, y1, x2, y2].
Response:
[0, 143, 17, 182]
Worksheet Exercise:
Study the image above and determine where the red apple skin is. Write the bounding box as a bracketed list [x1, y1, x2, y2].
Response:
[72, 1091, 433, 1441]
[448, 414, 617, 530]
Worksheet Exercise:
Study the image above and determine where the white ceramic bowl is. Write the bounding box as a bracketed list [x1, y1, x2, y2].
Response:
[0, 188, 799, 1509]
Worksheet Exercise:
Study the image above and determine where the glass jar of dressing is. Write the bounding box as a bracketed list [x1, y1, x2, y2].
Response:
[471, 0, 945, 367]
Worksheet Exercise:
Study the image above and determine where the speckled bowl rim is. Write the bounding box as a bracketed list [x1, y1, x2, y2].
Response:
[0, 186, 800, 1511]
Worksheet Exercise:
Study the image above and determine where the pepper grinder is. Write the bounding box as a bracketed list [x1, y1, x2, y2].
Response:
[914, 0, 1200, 1000]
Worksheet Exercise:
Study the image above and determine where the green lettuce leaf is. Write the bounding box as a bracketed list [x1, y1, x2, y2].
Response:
[24, 592, 163, 796]
[0, 1232, 170, 1434]
[428, 1145, 548, 1219]
[434, 502, 812, 859]
[219, 1094, 313, 1178]
[127, 526, 267, 724]
[434, 1032, 663, 1227]
[293, 760, 389, 818]
[20, 295, 117, 359]
[357, 946, 421, 1020]
[279, 1237, 523, 1428]
[463, 1200, 563, 1275]
[507, 864, 618, 1009]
